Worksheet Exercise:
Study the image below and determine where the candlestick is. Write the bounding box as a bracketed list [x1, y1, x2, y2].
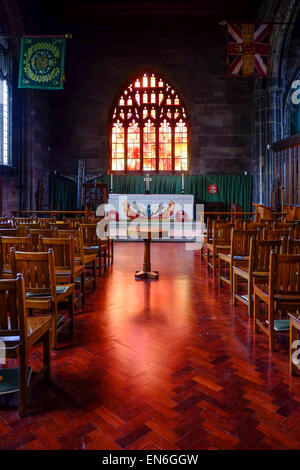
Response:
[181, 174, 185, 194]
[110, 173, 113, 193]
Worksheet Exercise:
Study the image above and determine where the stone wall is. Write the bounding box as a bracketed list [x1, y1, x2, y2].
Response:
[50, 14, 252, 177]
[0, 0, 51, 214]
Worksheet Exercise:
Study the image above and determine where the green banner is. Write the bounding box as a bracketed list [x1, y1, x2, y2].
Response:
[18, 37, 66, 90]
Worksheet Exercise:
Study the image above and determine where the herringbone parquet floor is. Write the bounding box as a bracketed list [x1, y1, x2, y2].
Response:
[1, 242, 300, 450]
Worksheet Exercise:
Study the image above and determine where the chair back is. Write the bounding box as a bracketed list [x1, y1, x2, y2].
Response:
[63, 217, 84, 229]
[263, 228, 292, 241]
[231, 229, 258, 257]
[294, 223, 300, 239]
[12, 217, 33, 225]
[79, 223, 98, 246]
[0, 228, 18, 237]
[11, 249, 56, 298]
[0, 236, 33, 272]
[26, 228, 57, 251]
[49, 222, 72, 230]
[37, 217, 56, 227]
[0, 274, 27, 352]
[287, 238, 300, 254]
[270, 253, 300, 298]
[212, 222, 234, 245]
[0, 222, 12, 228]
[18, 223, 41, 236]
[250, 238, 284, 274]
[57, 229, 84, 258]
[39, 237, 75, 277]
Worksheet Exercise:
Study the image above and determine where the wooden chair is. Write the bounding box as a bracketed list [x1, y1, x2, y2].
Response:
[263, 228, 291, 240]
[37, 217, 56, 227]
[25, 228, 57, 251]
[63, 217, 84, 229]
[232, 238, 285, 317]
[287, 238, 300, 254]
[12, 217, 33, 226]
[0, 222, 13, 229]
[200, 217, 213, 264]
[48, 222, 72, 231]
[206, 222, 234, 275]
[253, 253, 300, 350]
[218, 229, 257, 291]
[11, 249, 74, 349]
[39, 237, 85, 306]
[0, 228, 18, 237]
[0, 236, 33, 279]
[272, 222, 295, 230]
[57, 229, 96, 300]
[18, 223, 41, 236]
[0, 274, 51, 416]
[80, 223, 108, 275]
[294, 223, 300, 239]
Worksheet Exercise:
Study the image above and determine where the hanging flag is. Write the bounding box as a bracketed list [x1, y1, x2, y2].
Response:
[227, 23, 271, 77]
[18, 36, 66, 90]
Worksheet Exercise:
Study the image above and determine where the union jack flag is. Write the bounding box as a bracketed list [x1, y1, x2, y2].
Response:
[227, 23, 271, 77]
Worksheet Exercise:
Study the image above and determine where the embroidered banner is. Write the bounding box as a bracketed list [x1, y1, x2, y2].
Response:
[18, 36, 66, 90]
[227, 23, 271, 77]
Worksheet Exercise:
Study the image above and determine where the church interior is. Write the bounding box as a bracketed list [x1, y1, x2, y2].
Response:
[1, 0, 300, 452]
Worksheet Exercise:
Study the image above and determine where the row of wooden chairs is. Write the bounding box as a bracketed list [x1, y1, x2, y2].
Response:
[201, 218, 300, 353]
[0, 217, 114, 416]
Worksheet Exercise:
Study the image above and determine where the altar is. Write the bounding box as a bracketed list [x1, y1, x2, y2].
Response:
[105, 194, 194, 221]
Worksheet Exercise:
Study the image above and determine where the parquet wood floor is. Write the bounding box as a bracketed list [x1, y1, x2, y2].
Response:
[1, 242, 300, 450]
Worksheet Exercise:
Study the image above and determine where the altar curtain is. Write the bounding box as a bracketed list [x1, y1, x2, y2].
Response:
[98, 175, 253, 212]
[49, 174, 77, 210]
[49, 173, 253, 212]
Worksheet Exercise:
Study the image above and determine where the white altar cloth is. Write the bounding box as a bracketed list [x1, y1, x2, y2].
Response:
[105, 194, 194, 221]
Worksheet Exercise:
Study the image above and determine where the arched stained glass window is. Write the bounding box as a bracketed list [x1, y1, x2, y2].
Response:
[110, 72, 189, 173]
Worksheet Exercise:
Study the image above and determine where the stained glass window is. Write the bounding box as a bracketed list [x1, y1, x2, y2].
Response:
[0, 32, 12, 166]
[111, 72, 189, 173]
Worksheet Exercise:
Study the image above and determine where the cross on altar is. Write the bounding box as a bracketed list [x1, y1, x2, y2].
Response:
[144, 174, 152, 194]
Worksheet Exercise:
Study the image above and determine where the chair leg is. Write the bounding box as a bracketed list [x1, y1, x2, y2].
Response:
[104, 248, 107, 273]
[229, 264, 233, 293]
[268, 301, 275, 351]
[19, 347, 28, 417]
[218, 258, 222, 286]
[212, 250, 216, 276]
[248, 278, 253, 317]
[69, 290, 74, 334]
[253, 292, 260, 333]
[290, 323, 298, 376]
[52, 303, 58, 349]
[206, 248, 210, 271]
[93, 260, 96, 289]
[81, 272, 85, 305]
[97, 253, 101, 277]
[43, 330, 51, 384]
[232, 272, 237, 305]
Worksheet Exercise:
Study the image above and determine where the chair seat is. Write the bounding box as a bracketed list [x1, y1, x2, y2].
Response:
[82, 253, 97, 265]
[266, 319, 290, 332]
[0, 367, 32, 396]
[26, 285, 73, 298]
[85, 245, 99, 251]
[0, 316, 52, 350]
